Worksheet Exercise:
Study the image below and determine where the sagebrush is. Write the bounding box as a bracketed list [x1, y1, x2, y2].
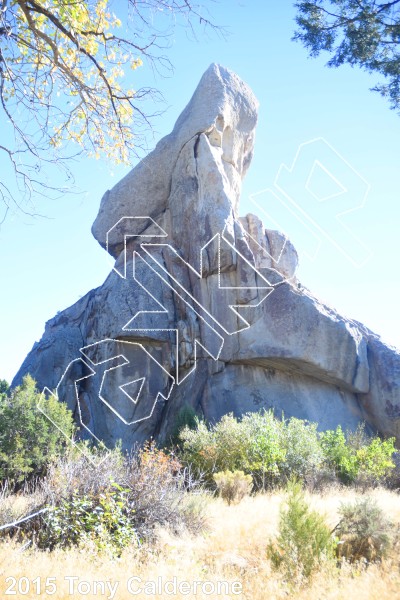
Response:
[334, 496, 393, 563]
[213, 470, 253, 505]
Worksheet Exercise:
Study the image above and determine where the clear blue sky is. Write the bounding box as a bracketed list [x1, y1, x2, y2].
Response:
[1, 0, 399, 383]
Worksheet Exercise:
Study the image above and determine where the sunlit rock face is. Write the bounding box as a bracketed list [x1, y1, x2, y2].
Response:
[13, 64, 400, 448]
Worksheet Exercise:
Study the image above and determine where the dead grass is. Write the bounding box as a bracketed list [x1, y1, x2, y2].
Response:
[0, 486, 399, 599]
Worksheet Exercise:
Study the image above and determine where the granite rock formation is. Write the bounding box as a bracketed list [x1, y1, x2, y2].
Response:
[13, 64, 400, 447]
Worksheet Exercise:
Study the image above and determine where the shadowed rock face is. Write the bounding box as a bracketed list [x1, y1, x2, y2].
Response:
[13, 64, 400, 448]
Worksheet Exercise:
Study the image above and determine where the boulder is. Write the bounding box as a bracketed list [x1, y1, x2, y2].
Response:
[13, 64, 400, 448]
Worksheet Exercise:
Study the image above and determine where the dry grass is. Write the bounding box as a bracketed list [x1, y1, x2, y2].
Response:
[0, 487, 399, 599]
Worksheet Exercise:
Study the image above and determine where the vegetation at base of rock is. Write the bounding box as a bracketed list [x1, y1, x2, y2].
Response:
[0, 375, 397, 561]
[39, 483, 137, 556]
[167, 404, 199, 448]
[0, 375, 75, 484]
[213, 470, 253, 505]
[0, 441, 206, 554]
[178, 412, 396, 490]
[267, 479, 336, 583]
[334, 496, 393, 563]
[320, 425, 396, 485]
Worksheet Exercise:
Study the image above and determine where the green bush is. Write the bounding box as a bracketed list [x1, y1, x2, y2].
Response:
[0, 380, 9, 401]
[179, 411, 332, 489]
[320, 426, 358, 483]
[0, 375, 75, 484]
[334, 497, 393, 563]
[179, 413, 248, 484]
[320, 425, 395, 485]
[179, 412, 397, 490]
[241, 411, 286, 489]
[355, 438, 396, 484]
[179, 411, 287, 488]
[267, 479, 335, 583]
[213, 470, 253, 505]
[168, 404, 199, 448]
[39, 482, 137, 555]
[177, 417, 216, 480]
[282, 418, 324, 483]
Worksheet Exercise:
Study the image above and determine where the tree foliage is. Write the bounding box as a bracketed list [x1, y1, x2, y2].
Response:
[0, 379, 9, 400]
[293, 1, 400, 112]
[0, 0, 219, 215]
[0, 374, 75, 483]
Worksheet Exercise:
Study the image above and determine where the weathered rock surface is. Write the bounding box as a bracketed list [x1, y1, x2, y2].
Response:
[13, 64, 400, 447]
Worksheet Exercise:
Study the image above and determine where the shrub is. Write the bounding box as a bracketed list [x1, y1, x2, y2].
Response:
[177, 490, 211, 535]
[334, 497, 393, 563]
[386, 451, 400, 488]
[179, 411, 287, 488]
[267, 479, 335, 583]
[178, 417, 215, 479]
[122, 441, 205, 538]
[168, 404, 199, 448]
[179, 414, 249, 484]
[320, 426, 358, 484]
[241, 411, 286, 489]
[281, 418, 324, 483]
[39, 482, 137, 555]
[346, 422, 369, 451]
[41, 442, 126, 504]
[3, 441, 207, 551]
[213, 470, 253, 505]
[355, 438, 396, 486]
[180, 411, 325, 489]
[179, 412, 396, 490]
[320, 425, 396, 485]
[46, 440, 203, 539]
[210, 414, 251, 474]
[0, 375, 75, 484]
